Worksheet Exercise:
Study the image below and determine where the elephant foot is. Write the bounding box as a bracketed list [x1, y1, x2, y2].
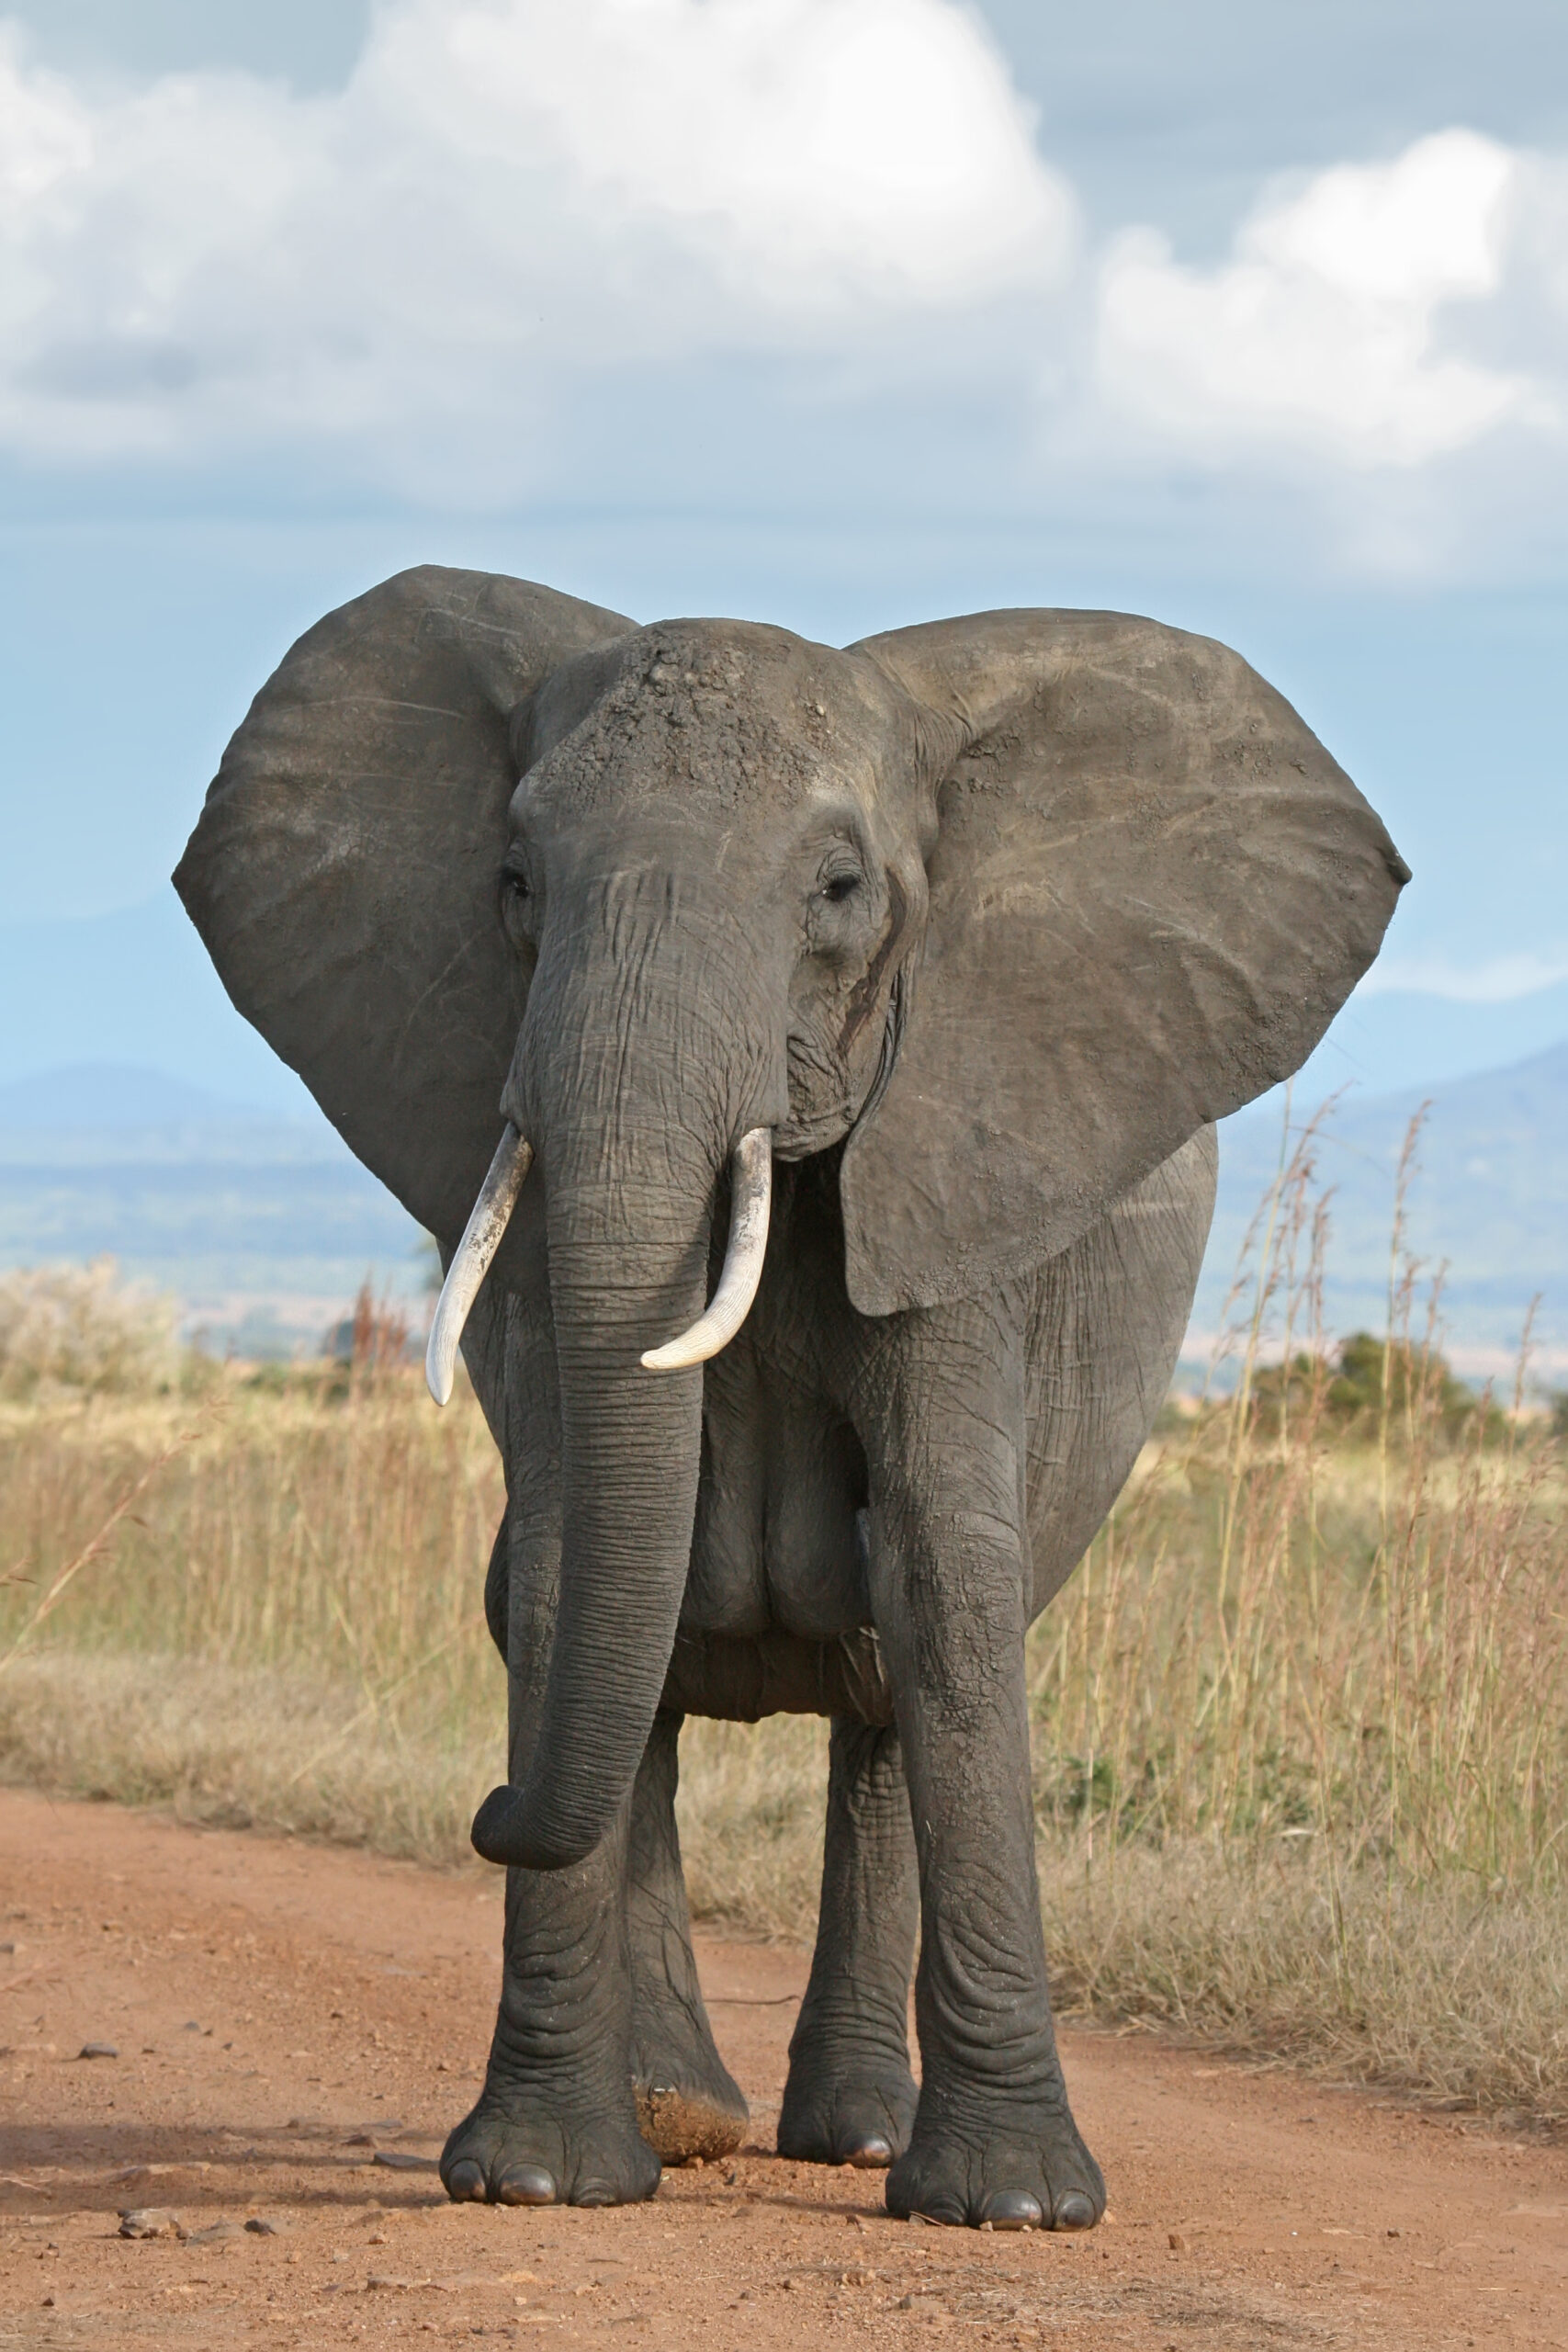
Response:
[777, 2024, 918, 2168]
[441, 2085, 661, 2209]
[885, 2098, 1105, 2231]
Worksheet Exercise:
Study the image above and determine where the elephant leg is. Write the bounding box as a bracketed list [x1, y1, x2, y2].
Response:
[442, 1792, 660, 2208]
[858, 1294, 1103, 2233]
[442, 1299, 660, 2210]
[777, 1716, 919, 2167]
[626, 1710, 750, 2163]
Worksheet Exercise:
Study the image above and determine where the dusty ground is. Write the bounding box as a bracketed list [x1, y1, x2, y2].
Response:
[0, 1791, 1563, 2350]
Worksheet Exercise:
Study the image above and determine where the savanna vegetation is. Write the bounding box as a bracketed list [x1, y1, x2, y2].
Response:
[1, 1120, 1563, 2129]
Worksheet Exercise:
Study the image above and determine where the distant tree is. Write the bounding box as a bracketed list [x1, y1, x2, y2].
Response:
[1248, 1330, 1490, 1443]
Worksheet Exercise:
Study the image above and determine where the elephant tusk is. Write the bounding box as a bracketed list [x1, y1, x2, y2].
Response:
[425, 1124, 533, 1406]
[641, 1128, 773, 1372]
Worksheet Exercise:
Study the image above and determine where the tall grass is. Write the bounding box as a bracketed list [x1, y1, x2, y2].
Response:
[1035, 1124, 1565, 1893]
[0, 1136, 1563, 2122]
[1027, 1113, 1568, 2116]
[0, 1299, 509, 1855]
[0, 1374, 503, 1722]
[1038, 1118, 1564, 1881]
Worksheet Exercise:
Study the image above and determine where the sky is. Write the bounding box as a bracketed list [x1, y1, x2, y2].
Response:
[2, 0, 1566, 1114]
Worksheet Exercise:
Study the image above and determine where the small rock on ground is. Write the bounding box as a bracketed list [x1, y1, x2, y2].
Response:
[118, 2210, 182, 2240]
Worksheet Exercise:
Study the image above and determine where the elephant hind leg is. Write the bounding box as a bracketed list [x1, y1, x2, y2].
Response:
[778, 1715, 919, 2168]
[627, 1710, 750, 2164]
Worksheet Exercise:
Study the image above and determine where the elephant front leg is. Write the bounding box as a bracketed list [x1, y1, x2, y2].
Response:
[860, 1307, 1103, 2233]
[443, 1455, 659, 2206]
[443, 1799, 660, 2207]
[777, 1715, 919, 2167]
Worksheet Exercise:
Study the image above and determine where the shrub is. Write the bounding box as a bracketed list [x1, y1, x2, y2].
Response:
[0, 1259, 181, 1398]
[1247, 1328, 1494, 1443]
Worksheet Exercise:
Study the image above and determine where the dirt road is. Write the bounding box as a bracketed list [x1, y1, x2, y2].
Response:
[0, 1789, 1562, 2349]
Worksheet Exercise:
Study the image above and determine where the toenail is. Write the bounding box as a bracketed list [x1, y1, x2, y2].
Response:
[445, 2160, 486, 2203]
[982, 2191, 1044, 2231]
[495, 2165, 556, 2207]
[1053, 2191, 1097, 2231]
[574, 2179, 619, 2208]
[840, 2135, 894, 2169]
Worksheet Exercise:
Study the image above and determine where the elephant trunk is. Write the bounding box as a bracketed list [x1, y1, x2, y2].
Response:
[470, 1230, 709, 1871]
[467, 925, 779, 1871]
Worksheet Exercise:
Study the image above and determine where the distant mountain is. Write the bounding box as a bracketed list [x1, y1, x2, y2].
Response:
[1283, 978, 1568, 1099]
[12, 888, 1568, 1121]
[1201, 1038, 1568, 1362]
[0, 1072, 351, 1171]
[0, 1064, 273, 1128]
[0, 892, 322, 1114]
[0, 1061, 424, 1351]
[3, 1039, 1564, 1367]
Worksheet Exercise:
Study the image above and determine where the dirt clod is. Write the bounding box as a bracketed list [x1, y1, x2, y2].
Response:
[187, 2219, 243, 2245]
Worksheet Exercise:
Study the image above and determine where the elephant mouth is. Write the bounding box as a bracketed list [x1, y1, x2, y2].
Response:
[424, 1123, 774, 1406]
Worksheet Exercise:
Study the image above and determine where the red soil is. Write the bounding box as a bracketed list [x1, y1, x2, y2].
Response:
[0, 1788, 1563, 2349]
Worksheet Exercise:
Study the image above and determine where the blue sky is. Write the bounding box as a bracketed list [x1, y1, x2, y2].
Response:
[3, 0, 1566, 1114]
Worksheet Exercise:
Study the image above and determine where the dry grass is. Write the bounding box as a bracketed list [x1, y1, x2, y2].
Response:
[672, 1714, 828, 1940]
[0, 1368, 504, 1724]
[1036, 1836, 1567, 2124]
[1020, 1112, 1568, 2120]
[0, 1647, 493, 1863]
[1, 1125, 1564, 2124]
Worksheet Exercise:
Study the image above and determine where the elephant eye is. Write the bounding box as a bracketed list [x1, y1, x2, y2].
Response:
[820, 871, 861, 905]
[501, 865, 535, 945]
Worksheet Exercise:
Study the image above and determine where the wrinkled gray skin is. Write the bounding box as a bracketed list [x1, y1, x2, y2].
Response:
[175, 570, 1407, 2231]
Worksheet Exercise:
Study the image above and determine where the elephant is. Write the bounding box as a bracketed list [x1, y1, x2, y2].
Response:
[175, 567, 1406, 2229]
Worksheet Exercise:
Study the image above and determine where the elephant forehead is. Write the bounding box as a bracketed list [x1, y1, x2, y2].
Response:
[524, 621, 891, 820]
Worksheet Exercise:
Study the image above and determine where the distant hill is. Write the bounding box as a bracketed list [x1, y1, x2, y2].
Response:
[2, 1043, 1564, 1369]
[1284, 977, 1568, 1100]
[0, 894, 323, 1114]
[0, 1064, 276, 1129]
[0, 1063, 424, 1354]
[1201, 1039, 1568, 1367]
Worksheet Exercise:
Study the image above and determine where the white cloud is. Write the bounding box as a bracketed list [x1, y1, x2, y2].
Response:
[0, 32, 89, 201]
[0, 0, 1071, 481]
[1096, 130, 1557, 468]
[1361, 947, 1568, 1003]
[430, 0, 1070, 304]
[3, 7, 1566, 524]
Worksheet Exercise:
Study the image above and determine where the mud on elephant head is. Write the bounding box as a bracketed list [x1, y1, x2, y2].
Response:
[175, 567, 1407, 1868]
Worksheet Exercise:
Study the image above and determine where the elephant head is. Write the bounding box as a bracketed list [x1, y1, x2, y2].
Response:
[175, 566, 1406, 1869]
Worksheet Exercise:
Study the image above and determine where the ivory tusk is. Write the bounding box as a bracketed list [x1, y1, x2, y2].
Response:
[641, 1128, 773, 1372]
[425, 1124, 533, 1406]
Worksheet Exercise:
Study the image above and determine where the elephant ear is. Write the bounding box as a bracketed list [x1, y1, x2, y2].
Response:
[840, 609, 1409, 1316]
[175, 566, 635, 1249]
